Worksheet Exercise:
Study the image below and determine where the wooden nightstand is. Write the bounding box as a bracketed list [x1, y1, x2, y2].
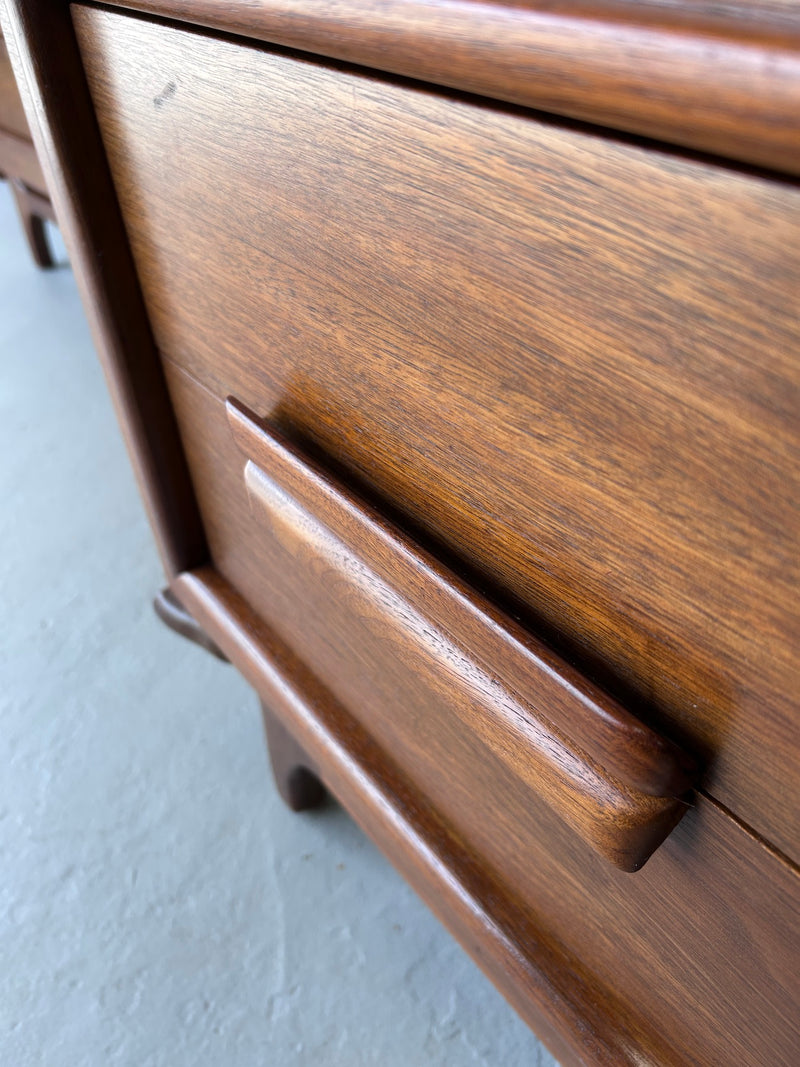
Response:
[3, 3, 798, 1063]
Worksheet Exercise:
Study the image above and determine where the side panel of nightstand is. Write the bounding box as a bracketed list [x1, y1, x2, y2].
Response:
[0, 0, 206, 578]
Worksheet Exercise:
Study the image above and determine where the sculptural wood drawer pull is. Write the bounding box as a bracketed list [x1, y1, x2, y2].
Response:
[227, 397, 697, 871]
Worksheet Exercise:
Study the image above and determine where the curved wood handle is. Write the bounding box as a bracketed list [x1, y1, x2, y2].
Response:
[226, 398, 697, 870]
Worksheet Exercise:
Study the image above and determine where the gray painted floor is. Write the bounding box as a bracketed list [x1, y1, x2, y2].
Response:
[0, 183, 559, 1067]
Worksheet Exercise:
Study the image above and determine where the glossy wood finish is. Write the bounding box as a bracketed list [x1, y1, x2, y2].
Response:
[173, 559, 800, 1067]
[228, 397, 694, 871]
[0, 0, 206, 579]
[74, 7, 800, 863]
[108, 0, 800, 176]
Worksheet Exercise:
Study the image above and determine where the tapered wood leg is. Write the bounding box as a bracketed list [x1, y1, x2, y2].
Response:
[261, 701, 326, 811]
[10, 178, 56, 268]
[153, 586, 228, 661]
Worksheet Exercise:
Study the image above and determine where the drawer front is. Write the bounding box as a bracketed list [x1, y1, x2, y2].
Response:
[223, 393, 697, 874]
[73, 8, 800, 863]
[168, 361, 800, 1067]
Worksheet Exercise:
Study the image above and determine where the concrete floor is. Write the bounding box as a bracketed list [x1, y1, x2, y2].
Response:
[0, 183, 560, 1067]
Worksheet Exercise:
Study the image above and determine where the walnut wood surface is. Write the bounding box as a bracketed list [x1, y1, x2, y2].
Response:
[0, 0, 206, 578]
[74, 7, 800, 863]
[174, 560, 800, 1067]
[102, 0, 800, 176]
[228, 397, 694, 871]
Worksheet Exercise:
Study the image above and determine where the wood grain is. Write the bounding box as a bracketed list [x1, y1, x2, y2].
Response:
[13, 3, 796, 1061]
[167, 360, 800, 1064]
[99, 0, 800, 176]
[228, 396, 695, 871]
[0, 0, 206, 578]
[74, 7, 800, 863]
[174, 555, 800, 1067]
